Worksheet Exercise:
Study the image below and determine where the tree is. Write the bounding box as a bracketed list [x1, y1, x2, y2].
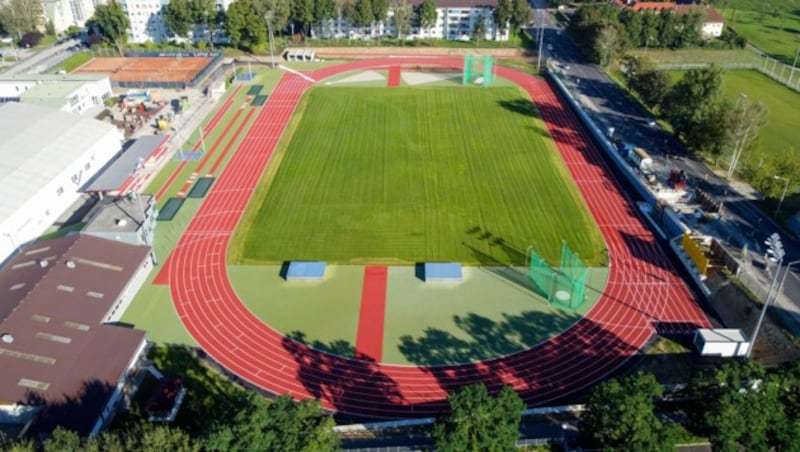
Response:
[583, 372, 675, 451]
[0, 0, 42, 39]
[509, 0, 531, 34]
[618, 9, 643, 47]
[661, 65, 726, 155]
[724, 96, 768, 177]
[471, 14, 487, 43]
[225, 0, 268, 51]
[42, 428, 82, 452]
[353, 0, 373, 29]
[164, 0, 194, 38]
[686, 360, 785, 451]
[433, 384, 524, 451]
[418, 0, 436, 38]
[86, 0, 130, 56]
[313, 0, 336, 37]
[493, 0, 512, 37]
[594, 22, 627, 67]
[623, 55, 671, 108]
[371, 0, 389, 35]
[190, 0, 219, 48]
[391, 0, 412, 39]
[206, 394, 337, 451]
[20, 31, 43, 48]
[293, 0, 316, 36]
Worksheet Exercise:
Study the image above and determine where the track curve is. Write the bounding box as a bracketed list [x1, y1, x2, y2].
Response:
[163, 58, 710, 416]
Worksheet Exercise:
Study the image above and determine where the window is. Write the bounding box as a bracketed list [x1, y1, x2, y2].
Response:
[85, 162, 90, 170]
[56, 186, 64, 196]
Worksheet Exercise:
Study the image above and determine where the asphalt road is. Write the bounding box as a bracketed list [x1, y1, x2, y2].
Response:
[529, 0, 800, 331]
[3, 38, 81, 75]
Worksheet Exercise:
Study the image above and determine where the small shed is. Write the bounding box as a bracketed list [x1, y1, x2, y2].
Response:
[694, 328, 750, 357]
[208, 79, 226, 100]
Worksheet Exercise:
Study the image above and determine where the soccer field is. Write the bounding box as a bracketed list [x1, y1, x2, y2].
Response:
[232, 86, 605, 266]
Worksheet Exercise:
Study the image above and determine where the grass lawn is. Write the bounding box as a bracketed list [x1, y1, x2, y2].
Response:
[57, 51, 93, 73]
[628, 48, 760, 66]
[722, 0, 800, 63]
[666, 69, 800, 161]
[231, 86, 605, 266]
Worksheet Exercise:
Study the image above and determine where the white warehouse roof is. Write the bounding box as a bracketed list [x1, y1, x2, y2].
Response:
[0, 103, 120, 219]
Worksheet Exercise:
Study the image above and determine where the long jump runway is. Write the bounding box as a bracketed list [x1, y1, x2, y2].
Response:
[165, 58, 710, 417]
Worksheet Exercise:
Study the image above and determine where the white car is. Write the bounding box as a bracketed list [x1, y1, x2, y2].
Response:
[645, 117, 657, 127]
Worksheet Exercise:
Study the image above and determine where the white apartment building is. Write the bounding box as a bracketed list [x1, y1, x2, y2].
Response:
[315, 0, 509, 41]
[41, 0, 101, 34]
[0, 73, 112, 115]
[119, 0, 231, 43]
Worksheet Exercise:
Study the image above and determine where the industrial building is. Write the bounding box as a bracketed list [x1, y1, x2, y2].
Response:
[0, 103, 124, 264]
[0, 234, 152, 437]
[0, 74, 112, 116]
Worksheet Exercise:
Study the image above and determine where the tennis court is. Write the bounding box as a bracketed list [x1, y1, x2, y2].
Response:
[74, 56, 214, 85]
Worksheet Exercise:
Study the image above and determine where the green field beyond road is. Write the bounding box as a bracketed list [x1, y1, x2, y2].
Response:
[234, 86, 604, 266]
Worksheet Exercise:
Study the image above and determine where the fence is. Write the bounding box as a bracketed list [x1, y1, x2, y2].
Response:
[656, 53, 800, 93]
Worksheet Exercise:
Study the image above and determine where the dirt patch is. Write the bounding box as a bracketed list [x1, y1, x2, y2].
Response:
[705, 273, 800, 365]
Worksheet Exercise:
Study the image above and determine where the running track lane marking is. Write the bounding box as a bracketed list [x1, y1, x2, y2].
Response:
[176, 107, 248, 197]
[153, 107, 254, 284]
[151, 85, 243, 203]
[387, 66, 401, 87]
[208, 108, 258, 176]
[355, 266, 389, 361]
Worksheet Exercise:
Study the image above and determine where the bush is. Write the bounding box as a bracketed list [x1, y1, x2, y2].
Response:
[88, 34, 103, 47]
[20, 32, 44, 48]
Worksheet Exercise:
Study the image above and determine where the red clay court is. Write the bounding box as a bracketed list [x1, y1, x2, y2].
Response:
[158, 58, 711, 417]
[74, 56, 214, 84]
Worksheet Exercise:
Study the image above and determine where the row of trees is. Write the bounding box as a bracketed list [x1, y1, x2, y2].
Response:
[585, 360, 800, 450]
[568, 3, 742, 66]
[0, 382, 526, 451]
[0, 0, 42, 40]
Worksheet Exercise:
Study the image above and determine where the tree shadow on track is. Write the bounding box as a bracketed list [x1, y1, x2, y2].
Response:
[282, 332, 404, 414]
[619, 230, 672, 272]
[401, 315, 645, 407]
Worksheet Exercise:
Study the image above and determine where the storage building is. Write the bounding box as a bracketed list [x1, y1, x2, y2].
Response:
[0, 103, 124, 264]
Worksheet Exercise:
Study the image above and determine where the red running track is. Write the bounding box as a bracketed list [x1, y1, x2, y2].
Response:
[387, 66, 401, 87]
[355, 266, 389, 361]
[165, 59, 710, 417]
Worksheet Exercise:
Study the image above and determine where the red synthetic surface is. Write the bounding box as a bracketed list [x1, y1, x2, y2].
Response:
[161, 58, 710, 417]
[355, 266, 389, 361]
[387, 66, 401, 87]
[151, 87, 242, 285]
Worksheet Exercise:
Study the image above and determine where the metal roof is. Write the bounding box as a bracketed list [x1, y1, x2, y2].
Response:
[696, 328, 747, 343]
[85, 135, 168, 193]
[0, 103, 122, 219]
[0, 234, 148, 435]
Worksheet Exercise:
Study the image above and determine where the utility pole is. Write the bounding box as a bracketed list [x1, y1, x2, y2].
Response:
[748, 233, 784, 358]
[774, 176, 790, 218]
[266, 11, 276, 69]
[536, 11, 545, 71]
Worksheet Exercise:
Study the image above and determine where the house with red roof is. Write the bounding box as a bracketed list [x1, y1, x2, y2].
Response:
[613, 0, 725, 38]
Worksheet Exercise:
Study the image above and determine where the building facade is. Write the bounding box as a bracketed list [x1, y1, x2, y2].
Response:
[314, 0, 509, 41]
[41, 0, 99, 34]
[0, 103, 124, 264]
[0, 74, 112, 115]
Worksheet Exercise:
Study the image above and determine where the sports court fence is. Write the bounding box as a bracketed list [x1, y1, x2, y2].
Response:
[99, 51, 224, 90]
[529, 243, 588, 310]
[656, 53, 800, 93]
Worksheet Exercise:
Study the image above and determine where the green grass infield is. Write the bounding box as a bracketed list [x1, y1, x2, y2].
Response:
[231, 85, 605, 266]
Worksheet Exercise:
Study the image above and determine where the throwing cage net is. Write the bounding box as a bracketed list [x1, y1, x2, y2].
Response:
[463, 55, 494, 87]
[528, 242, 588, 310]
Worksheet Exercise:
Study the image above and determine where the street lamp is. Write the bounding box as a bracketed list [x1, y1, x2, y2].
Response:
[265, 11, 276, 69]
[748, 233, 784, 358]
[774, 175, 790, 218]
[536, 10, 545, 71]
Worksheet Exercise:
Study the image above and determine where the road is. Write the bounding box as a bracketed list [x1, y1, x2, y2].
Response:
[3, 38, 81, 75]
[529, 0, 800, 333]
